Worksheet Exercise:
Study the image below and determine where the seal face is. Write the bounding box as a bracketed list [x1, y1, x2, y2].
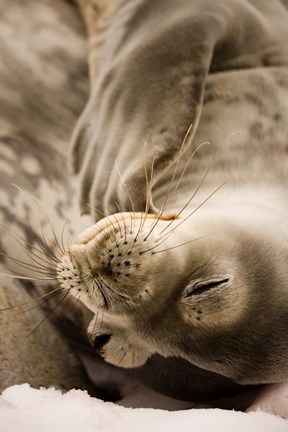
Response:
[57, 200, 288, 385]
[57, 212, 189, 367]
[60, 0, 288, 396]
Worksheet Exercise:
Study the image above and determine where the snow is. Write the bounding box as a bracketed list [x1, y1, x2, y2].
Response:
[0, 385, 287, 432]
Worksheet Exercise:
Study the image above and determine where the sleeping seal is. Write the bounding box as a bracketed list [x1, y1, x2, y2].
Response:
[56, 0, 288, 407]
[1, 0, 288, 415]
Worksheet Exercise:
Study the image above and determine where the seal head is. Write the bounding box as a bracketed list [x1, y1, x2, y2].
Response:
[57, 206, 288, 387]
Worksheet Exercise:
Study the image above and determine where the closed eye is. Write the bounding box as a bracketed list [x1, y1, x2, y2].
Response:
[183, 276, 230, 298]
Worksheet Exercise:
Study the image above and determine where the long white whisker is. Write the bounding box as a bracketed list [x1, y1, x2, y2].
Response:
[0, 273, 56, 281]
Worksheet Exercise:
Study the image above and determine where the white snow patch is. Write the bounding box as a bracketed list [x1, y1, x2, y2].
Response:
[0, 385, 287, 432]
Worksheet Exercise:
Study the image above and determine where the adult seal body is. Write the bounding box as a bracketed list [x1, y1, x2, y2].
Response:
[57, 0, 288, 406]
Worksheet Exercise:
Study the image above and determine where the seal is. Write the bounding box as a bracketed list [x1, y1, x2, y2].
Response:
[1, 0, 288, 414]
[56, 0, 288, 406]
[57, 194, 288, 388]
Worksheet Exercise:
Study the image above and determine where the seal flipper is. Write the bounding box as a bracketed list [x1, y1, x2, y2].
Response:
[70, 0, 288, 220]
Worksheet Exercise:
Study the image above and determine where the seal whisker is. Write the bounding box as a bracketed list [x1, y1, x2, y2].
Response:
[144, 150, 158, 221]
[101, 280, 130, 302]
[169, 141, 210, 205]
[111, 211, 124, 240]
[159, 153, 218, 236]
[67, 290, 82, 310]
[114, 204, 130, 245]
[116, 351, 126, 367]
[12, 183, 66, 258]
[0, 250, 55, 275]
[92, 311, 99, 337]
[93, 278, 111, 308]
[161, 179, 232, 237]
[40, 222, 63, 261]
[99, 308, 105, 332]
[155, 123, 194, 214]
[24, 290, 71, 341]
[160, 131, 241, 235]
[91, 209, 122, 254]
[136, 141, 151, 237]
[20, 243, 58, 271]
[87, 202, 106, 218]
[151, 233, 214, 255]
[60, 217, 70, 254]
[19, 246, 57, 273]
[89, 204, 126, 249]
[0, 287, 66, 314]
[0, 272, 56, 281]
[133, 145, 157, 243]
[0, 251, 55, 276]
[86, 203, 120, 251]
[169, 128, 239, 215]
[0, 223, 59, 267]
[144, 144, 211, 244]
[143, 124, 195, 240]
[115, 163, 136, 217]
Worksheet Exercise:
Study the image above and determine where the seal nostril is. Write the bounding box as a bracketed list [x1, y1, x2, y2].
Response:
[91, 334, 111, 350]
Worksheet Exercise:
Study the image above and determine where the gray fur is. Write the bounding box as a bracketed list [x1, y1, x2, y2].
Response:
[71, 0, 288, 219]
[0, 0, 93, 393]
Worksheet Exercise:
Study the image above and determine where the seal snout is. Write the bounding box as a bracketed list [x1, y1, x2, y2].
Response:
[56, 211, 182, 312]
